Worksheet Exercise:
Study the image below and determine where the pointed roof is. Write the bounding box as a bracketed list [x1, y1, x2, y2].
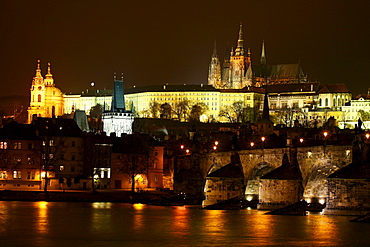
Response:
[260, 150, 303, 180]
[262, 90, 270, 121]
[45, 62, 53, 79]
[110, 73, 127, 112]
[234, 23, 245, 56]
[35, 60, 42, 78]
[317, 84, 350, 94]
[207, 163, 244, 178]
[260, 40, 266, 65]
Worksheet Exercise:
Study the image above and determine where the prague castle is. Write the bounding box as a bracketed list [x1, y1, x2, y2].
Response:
[25, 25, 361, 129]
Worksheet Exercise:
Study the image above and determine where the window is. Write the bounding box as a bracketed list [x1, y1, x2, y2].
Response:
[38, 94, 41, 102]
[49, 139, 54, 146]
[60, 153, 65, 160]
[154, 175, 158, 183]
[71, 166, 75, 172]
[59, 165, 65, 171]
[28, 143, 35, 150]
[13, 170, 21, 179]
[72, 141, 76, 147]
[0, 142, 8, 149]
[14, 142, 21, 149]
[71, 155, 76, 161]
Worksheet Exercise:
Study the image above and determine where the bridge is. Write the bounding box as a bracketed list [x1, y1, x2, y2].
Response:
[184, 145, 353, 207]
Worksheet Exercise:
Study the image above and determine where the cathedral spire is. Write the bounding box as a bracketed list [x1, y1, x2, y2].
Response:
[260, 40, 266, 65]
[45, 62, 53, 78]
[212, 40, 217, 58]
[35, 60, 42, 78]
[235, 23, 244, 56]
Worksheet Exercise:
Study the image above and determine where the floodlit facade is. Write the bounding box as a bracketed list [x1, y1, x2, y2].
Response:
[27, 60, 64, 123]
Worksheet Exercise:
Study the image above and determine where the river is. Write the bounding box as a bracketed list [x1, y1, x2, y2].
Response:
[0, 201, 369, 246]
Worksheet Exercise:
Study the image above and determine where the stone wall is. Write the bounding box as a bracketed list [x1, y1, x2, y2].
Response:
[324, 179, 370, 215]
[258, 179, 303, 210]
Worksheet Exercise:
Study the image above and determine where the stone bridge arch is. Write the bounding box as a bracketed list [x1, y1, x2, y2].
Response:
[199, 145, 353, 206]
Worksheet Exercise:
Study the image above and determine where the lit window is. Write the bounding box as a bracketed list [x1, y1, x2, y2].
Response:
[49, 139, 54, 146]
[60, 165, 64, 171]
[0, 142, 8, 149]
[14, 142, 21, 149]
[13, 170, 21, 179]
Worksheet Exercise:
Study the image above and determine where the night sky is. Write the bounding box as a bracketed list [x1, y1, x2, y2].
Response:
[1, 0, 369, 97]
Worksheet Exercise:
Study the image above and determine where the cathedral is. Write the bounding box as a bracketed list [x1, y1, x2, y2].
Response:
[27, 60, 64, 123]
[208, 24, 307, 89]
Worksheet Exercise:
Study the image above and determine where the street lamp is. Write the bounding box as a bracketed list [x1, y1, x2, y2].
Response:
[250, 142, 255, 149]
[299, 138, 304, 146]
[366, 133, 370, 140]
[261, 136, 265, 160]
[323, 131, 328, 157]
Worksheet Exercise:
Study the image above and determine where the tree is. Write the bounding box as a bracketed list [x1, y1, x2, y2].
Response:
[115, 134, 156, 193]
[358, 110, 370, 122]
[189, 103, 208, 122]
[88, 104, 103, 133]
[33, 136, 67, 192]
[160, 103, 172, 119]
[173, 99, 191, 121]
[149, 101, 160, 118]
[83, 134, 112, 192]
[219, 101, 245, 123]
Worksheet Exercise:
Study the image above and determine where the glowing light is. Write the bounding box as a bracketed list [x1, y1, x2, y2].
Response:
[214, 141, 219, 146]
[307, 151, 312, 157]
[180, 145, 184, 149]
[261, 136, 265, 142]
[299, 138, 304, 143]
[246, 195, 253, 201]
[185, 149, 190, 154]
[250, 142, 255, 147]
[213, 146, 217, 150]
[306, 198, 312, 203]
[323, 131, 328, 138]
[366, 133, 370, 139]
[132, 203, 145, 210]
[319, 198, 326, 205]
[346, 150, 351, 156]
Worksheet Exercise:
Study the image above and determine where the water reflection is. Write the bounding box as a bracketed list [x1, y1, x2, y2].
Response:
[35, 201, 49, 235]
[91, 202, 113, 232]
[132, 203, 145, 230]
[171, 206, 190, 237]
[307, 215, 339, 246]
[0, 202, 10, 232]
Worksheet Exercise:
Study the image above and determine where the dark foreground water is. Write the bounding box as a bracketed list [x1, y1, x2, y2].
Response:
[0, 201, 369, 247]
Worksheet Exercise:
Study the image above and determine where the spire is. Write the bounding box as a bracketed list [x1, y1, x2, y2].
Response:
[45, 62, 53, 78]
[260, 40, 266, 65]
[262, 88, 270, 121]
[35, 60, 42, 78]
[234, 23, 244, 56]
[212, 40, 218, 58]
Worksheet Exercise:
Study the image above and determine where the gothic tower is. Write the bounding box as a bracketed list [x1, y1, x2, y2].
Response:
[102, 73, 134, 136]
[27, 60, 64, 123]
[208, 42, 222, 88]
[228, 23, 251, 89]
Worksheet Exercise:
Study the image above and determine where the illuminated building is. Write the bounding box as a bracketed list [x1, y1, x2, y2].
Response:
[208, 23, 307, 89]
[102, 75, 134, 136]
[27, 60, 64, 123]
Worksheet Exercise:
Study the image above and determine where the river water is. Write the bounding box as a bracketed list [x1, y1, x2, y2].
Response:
[0, 201, 369, 247]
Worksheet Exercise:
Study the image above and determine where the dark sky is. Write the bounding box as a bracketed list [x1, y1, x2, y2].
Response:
[1, 0, 369, 97]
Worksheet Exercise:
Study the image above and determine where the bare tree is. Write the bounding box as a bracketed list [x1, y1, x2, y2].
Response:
[83, 134, 111, 192]
[189, 103, 208, 122]
[160, 103, 172, 119]
[33, 136, 67, 192]
[115, 134, 156, 193]
[173, 99, 191, 121]
[149, 101, 160, 118]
